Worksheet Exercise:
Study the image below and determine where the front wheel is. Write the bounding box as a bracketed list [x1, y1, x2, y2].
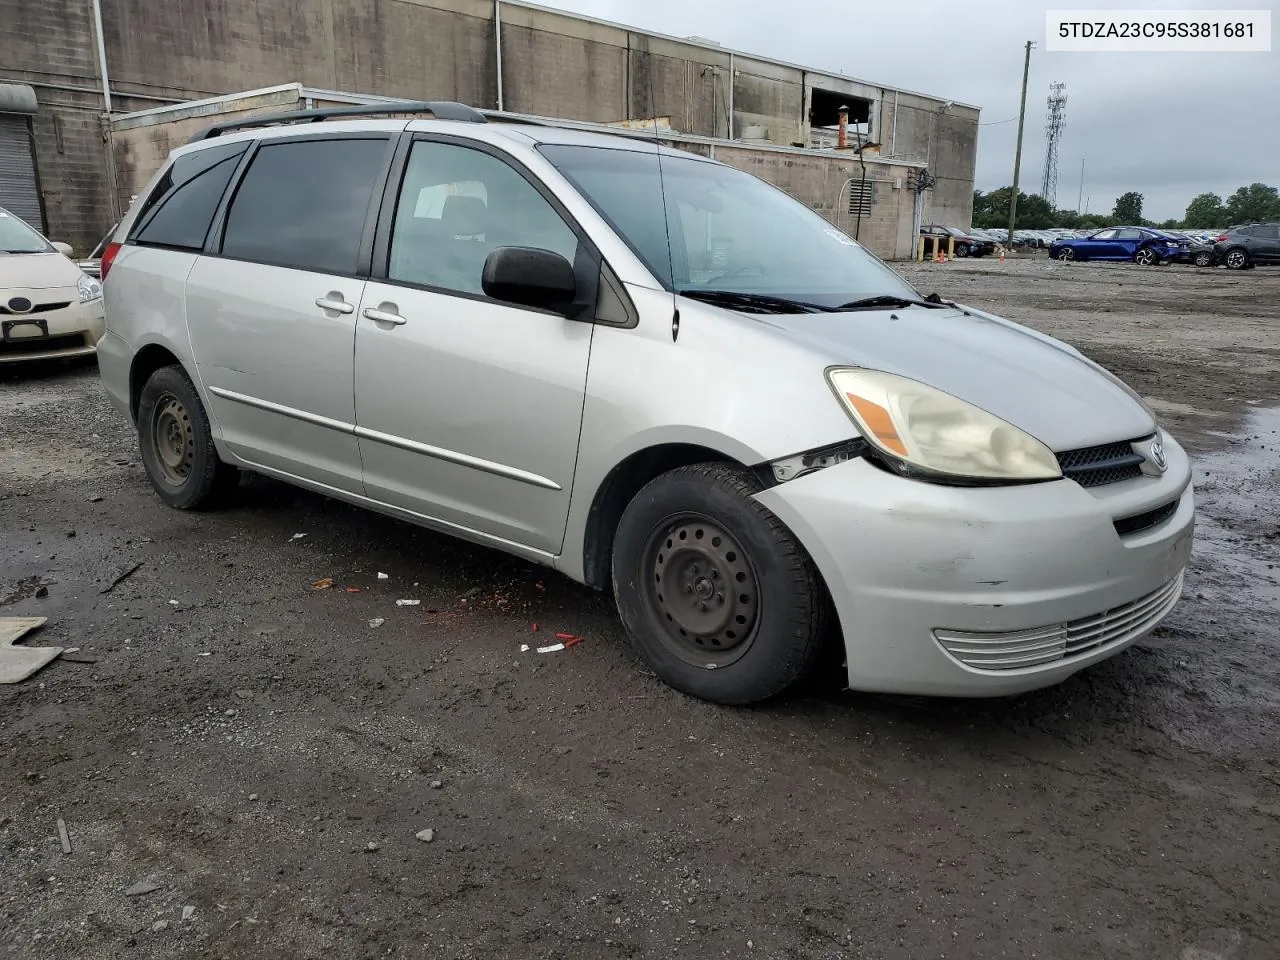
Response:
[1224, 249, 1250, 270]
[137, 365, 239, 509]
[1134, 247, 1158, 266]
[954, 244, 969, 258]
[1056, 247, 1076, 262]
[611, 463, 833, 705]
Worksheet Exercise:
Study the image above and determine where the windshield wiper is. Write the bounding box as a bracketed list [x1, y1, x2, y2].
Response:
[0, 249, 44, 255]
[835, 294, 950, 311]
[678, 289, 833, 314]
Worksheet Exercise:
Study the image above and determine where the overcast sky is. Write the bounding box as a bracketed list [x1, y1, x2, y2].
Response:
[540, 0, 1279, 221]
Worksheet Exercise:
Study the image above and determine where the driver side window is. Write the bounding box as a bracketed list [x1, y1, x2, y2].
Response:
[388, 141, 579, 297]
[1092, 229, 1117, 240]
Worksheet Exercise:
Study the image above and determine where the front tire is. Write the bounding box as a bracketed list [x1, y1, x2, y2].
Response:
[137, 365, 238, 509]
[954, 244, 969, 258]
[1056, 247, 1075, 262]
[611, 463, 832, 705]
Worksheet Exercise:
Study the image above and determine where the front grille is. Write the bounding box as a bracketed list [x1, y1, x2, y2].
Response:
[934, 574, 1183, 671]
[1056, 438, 1146, 487]
[1114, 499, 1178, 537]
[0, 301, 71, 315]
[0, 333, 87, 356]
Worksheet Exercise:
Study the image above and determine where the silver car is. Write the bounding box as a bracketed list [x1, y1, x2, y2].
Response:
[97, 103, 1194, 705]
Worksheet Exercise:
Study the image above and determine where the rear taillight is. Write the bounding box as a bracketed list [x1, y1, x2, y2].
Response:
[99, 242, 122, 281]
[1216, 234, 1229, 243]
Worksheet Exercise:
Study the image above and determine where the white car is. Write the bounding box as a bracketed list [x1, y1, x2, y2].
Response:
[0, 206, 104, 363]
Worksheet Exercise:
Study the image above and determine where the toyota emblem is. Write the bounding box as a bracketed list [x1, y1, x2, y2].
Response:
[1149, 438, 1167, 472]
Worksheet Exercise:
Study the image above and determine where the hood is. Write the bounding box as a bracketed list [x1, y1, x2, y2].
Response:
[757, 305, 1156, 452]
[0, 251, 83, 291]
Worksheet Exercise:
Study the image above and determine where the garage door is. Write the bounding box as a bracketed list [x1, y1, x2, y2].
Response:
[0, 113, 44, 232]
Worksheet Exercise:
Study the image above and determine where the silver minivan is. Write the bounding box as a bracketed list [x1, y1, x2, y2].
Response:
[98, 102, 1194, 705]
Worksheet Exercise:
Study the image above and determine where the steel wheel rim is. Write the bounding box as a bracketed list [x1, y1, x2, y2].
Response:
[643, 516, 760, 669]
[151, 394, 194, 486]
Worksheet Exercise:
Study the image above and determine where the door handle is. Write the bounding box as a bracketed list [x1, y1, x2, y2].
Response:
[363, 306, 406, 326]
[315, 297, 354, 315]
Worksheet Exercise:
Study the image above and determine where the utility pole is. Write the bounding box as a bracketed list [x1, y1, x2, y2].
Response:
[1007, 40, 1034, 245]
[1077, 157, 1085, 213]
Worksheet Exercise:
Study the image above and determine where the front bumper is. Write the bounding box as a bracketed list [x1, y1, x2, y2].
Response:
[755, 431, 1194, 696]
[0, 297, 105, 363]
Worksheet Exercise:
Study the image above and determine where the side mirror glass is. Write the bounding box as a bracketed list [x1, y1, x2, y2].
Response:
[482, 246, 577, 313]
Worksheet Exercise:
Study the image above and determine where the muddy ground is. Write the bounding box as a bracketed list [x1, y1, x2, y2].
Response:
[2, 257, 1278, 960]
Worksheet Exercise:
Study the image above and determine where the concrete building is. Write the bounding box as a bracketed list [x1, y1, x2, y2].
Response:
[0, 0, 979, 259]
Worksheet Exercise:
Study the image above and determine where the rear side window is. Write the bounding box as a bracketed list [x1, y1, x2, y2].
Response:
[220, 137, 389, 275]
[131, 142, 247, 251]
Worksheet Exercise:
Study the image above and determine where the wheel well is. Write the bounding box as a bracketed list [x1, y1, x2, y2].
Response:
[129, 345, 181, 422]
[581, 443, 748, 591]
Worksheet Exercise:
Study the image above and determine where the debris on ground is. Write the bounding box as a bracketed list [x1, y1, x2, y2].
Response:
[535, 635, 582, 654]
[368, 618, 385, 628]
[99, 561, 144, 594]
[124, 879, 161, 897]
[0, 617, 62, 684]
[56, 818, 71, 854]
[152, 920, 169, 932]
[312, 578, 334, 590]
[520, 644, 530, 652]
[365, 841, 380, 852]
[345, 587, 360, 593]
[395, 599, 420, 607]
[430, 780, 443, 789]
[415, 828, 435, 843]
[377, 572, 389, 580]
[289, 533, 308, 542]
[181, 905, 195, 922]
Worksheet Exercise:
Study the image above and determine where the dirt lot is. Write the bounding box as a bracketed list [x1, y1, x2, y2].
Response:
[2, 257, 1278, 960]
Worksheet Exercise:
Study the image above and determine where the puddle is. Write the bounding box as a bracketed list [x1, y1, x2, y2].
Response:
[1190, 405, 1280, 615]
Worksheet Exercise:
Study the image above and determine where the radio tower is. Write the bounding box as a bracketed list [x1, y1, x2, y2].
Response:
[1040, 82, 1067, 209]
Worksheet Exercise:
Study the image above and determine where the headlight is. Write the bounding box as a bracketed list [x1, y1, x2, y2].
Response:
[77, 273, 103, 303]
[827, 368, 1062, 482]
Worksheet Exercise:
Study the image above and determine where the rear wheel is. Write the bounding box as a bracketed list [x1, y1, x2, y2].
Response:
[137, 365, 238, 509]
[611, 463, 832, 705]
[1193, 250, 1213, 267]
[1224, 248, 1250, 270]
[1134, 246, 1158, 266]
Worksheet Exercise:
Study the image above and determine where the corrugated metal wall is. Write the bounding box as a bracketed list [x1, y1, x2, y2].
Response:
[0, 114, 44, 231]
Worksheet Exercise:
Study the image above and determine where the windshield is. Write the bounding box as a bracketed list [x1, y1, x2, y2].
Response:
[539, 144, 919, 310]
[0, 209, 53, 254]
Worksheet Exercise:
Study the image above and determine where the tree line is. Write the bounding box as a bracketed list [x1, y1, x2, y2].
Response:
[971, 182, 1280, 232]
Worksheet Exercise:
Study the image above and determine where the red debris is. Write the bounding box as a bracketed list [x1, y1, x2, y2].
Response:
[531, 623, 539, 632]
[554, 632, 577, 641]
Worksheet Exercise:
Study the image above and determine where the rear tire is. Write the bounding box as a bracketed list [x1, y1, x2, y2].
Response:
[137, 364, 238, 510]
[1193, 251, 1213, 267]
[1224, 248, 1249, 270]
[1134, 246, 1158, 266]
[611, 463, 832, 705]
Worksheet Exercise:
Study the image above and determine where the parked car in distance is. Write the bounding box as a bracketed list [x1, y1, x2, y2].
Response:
[99, 102, 1195, 705]
[920, 225, 994, 257]
[1049, 226, 1183, 265]
[1212, 222, 1280, 269]
[0, 205, 105, 363]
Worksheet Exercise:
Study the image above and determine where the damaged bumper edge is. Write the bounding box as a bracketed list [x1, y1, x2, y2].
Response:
[754, 438, 1195, 696]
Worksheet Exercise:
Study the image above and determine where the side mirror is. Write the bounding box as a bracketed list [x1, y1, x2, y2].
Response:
[51, 241, 74, 257]
[482, 246, 577, 313]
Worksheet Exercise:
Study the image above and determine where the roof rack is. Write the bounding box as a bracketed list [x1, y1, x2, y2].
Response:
[188, 100, 487, 143]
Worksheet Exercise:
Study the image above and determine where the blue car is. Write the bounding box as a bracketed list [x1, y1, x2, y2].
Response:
[1049, 227, 1185, 265]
